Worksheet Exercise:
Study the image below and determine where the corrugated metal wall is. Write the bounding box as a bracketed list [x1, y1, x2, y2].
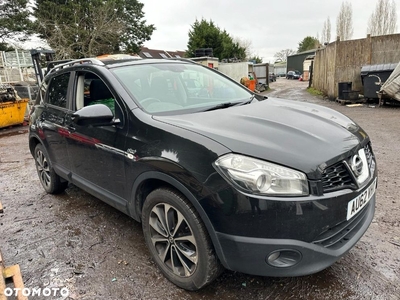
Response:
[253, 63, 269, 84]
[218, 62, 252, 82]
[312, 33, 400, 99]
[287, 52, 315, 73]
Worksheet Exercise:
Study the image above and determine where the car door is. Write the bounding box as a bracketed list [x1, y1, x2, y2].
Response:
[64, 71, 129, 206]
[39, 72, 73, 176]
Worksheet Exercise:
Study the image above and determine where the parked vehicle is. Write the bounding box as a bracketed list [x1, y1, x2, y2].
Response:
[29, 56, 377, 291]
[287, 70, 301, 79]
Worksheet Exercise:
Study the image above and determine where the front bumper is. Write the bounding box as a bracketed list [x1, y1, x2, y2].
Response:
[216, 195, 375, 276]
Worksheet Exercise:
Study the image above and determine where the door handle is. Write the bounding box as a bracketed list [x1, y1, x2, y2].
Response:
[66, 124, 76, 132]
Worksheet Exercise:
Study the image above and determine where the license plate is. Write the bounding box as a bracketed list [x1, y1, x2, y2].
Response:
[346, 178, 377, 221]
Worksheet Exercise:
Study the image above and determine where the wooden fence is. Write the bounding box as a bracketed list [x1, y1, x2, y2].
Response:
[312, 33, 400, 99]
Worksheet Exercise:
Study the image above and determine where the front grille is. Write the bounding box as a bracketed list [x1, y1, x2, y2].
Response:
[312, 201, 371, 250]
[364, 143, 374, 169]
[322, 162, 355, 192]
[321, 143, 375, 193]
[314, 143, 376, 249]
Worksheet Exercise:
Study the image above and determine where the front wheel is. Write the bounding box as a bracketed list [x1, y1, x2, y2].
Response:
[34, 144, 68, 194]
[142, 188, 222, 290]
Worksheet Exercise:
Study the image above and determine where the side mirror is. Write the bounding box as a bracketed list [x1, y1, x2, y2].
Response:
[72, 104, 120, 126]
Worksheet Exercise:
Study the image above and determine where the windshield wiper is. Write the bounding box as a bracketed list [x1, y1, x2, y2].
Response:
[239, 94, 256, 106]
[240, 93, 268, 106]
[203, 95, 261, 112]
[203, 102, 241, 112]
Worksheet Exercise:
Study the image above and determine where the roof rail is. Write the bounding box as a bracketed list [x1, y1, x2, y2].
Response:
[167, 57, 198, 64]
[48, 58, 104, 74]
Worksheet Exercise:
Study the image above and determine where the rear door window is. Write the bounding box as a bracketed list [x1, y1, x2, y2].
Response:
[47, 73, 70, 108]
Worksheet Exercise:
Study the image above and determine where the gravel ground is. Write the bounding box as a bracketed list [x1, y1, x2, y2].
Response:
[0, 78, 399, 300]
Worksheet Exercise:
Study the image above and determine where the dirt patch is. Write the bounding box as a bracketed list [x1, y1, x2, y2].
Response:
[0, 79, 399, 299]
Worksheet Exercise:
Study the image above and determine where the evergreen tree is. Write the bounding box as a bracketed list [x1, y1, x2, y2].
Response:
[0, 42, 14, 51]
[116, 0, 156, 54]
[186, 19, 247, 60]
[248, 55, 263, 63]
[0, 0, 33, 41]
[298, 36, 320, 53]
[187, 19, 222, 58]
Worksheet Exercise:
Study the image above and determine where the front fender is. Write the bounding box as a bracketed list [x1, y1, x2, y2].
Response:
[128, 170, 227, 267]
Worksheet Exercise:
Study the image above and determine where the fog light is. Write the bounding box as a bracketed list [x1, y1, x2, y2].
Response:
[266, 250, 302, 268]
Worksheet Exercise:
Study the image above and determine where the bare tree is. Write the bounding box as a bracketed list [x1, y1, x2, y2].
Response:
[274, 49, 296, 62]
[321, 17, 332, 44]
[327, 18, 332, 43]
[367, 0, 397, 36]
[35, 2, 126, 59]
[233, 36, 252, 59]
[34, 0, 154, 59]
[336, 1, 354, 41]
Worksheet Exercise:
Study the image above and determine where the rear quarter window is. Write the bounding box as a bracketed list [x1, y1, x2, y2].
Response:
[36, 77, 49, 105]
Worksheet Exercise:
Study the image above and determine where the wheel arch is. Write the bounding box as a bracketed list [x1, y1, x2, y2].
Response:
[128, 171, 227, 267]
[29, 134, 42, 156]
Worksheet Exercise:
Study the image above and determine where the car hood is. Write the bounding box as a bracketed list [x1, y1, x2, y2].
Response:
[153, 98, 368, 179]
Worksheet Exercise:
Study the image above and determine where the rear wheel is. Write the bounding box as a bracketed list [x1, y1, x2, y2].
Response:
[34, 144, 68, 194]
[142, 188, 222, 290]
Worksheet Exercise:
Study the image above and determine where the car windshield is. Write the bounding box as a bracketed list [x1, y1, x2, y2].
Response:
[112, 62, 252, 115]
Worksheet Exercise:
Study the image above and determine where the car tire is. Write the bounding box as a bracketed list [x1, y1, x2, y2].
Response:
[142, 188, 222, 291]
[34, 144, 68, 194]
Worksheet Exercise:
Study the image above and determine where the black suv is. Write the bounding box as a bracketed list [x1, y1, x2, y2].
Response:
[29, 56, 377, 291]
[287, 70, 301, 79]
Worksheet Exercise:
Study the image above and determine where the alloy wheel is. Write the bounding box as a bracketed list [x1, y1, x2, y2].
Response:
[148, 203, 198, 277]
[36, 149, 51, 189]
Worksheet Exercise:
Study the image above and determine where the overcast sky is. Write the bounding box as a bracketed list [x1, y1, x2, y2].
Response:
[142, 0, 400, 62]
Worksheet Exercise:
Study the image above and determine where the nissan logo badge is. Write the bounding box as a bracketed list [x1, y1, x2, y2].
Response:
[351, 154, 364, 177]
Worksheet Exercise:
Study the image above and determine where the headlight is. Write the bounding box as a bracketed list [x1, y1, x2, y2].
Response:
[214, 154, 309, 196]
